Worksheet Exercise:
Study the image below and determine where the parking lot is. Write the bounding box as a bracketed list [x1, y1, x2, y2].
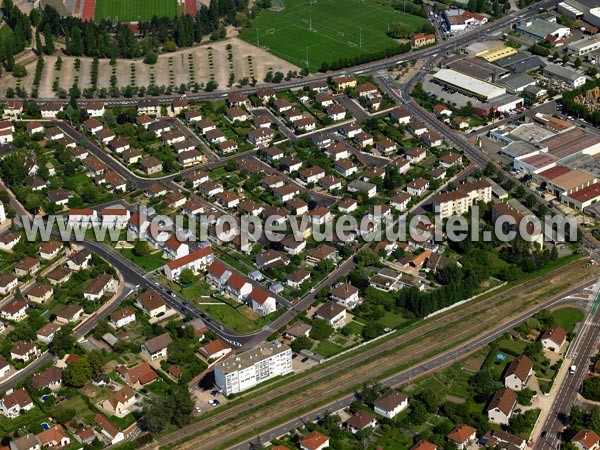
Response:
[193, 387, 228, 414]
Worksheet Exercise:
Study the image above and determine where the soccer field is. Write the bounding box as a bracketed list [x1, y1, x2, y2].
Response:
[239, 0, 428, 71]
[94, 0, 179, 22]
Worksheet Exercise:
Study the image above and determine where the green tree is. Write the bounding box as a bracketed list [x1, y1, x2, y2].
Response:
[574, 57, 582, 68]
[290, 336, 312, 353]
[43, 24, 55, 55]
[179, 268, 195, 285]
[48, 326, 76, 357]
[133, 239, 150, 257]
[63, 358, 92, 387]
[582, 376, 600, 401]
[310, 318, 333, 340]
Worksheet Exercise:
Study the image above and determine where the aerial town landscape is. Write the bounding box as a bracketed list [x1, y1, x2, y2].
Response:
[1, 0, 600, 449]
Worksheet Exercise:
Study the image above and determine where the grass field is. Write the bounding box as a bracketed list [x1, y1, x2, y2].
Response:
[94, 0, 179, 22]
[239, 0, 428, 71]
[552, 307, 584, 332]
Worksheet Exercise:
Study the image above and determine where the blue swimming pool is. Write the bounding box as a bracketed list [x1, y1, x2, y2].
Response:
[41, 394, 48, 402]
[41, 422, 50, 430]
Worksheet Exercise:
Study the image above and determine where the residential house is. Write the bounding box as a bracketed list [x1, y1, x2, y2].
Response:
[141, 333, 173, 361]
[162, 235, 190, 260]
[540, 325, 567, 352]
[101, 386, 136, 417]
[37, 424, 71, 448]
[86, 101, 105, 117]
[199, 339, 232, 361]
[255, 250, 290, 270]
[139, 156, 163, 175]
[27, 284, 53, 305]
[390, 107, 411, 125]
[32, 366, 63, 391]
[0, 388, 34, 418]
[406, 178, 429, 196]
[345, 411, 377, 434]
[0, 232, 21, 251]
[286, 269, 311, 289]
[46, 267, 72, 286]
[0, 274, 18, 296]
[315, 301, 346, 329]
[66, 248, 92, 271]
[330, 282, 360, 309]
[83, 274, 117, 301]
[109, 307, 136, 328]
[56, 304, 84, 324]
[487, 387, 517, 425]
[374, 389, 409, 418]
[14, 257, 40, 277]
[164, 246, 214, 281]
[95, 414, 124, 445]
[248, 288, 277, 316]
[447, 424, 477, 450]
[390, 192, 411, 212]
[300, 431, 330, 450]
[138, 290, 167, 318]
[504, 354, 533, 391]
[39, 241, 63, 260]
[10, 341, 39, 362]
[207, 261, 232, 287]
[225, 273, 253, 301]
[35, 321, 61, 343]
[572, 430, 600, 450]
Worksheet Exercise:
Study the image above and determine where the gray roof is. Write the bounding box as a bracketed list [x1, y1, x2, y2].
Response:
[493, 52, 530, 68]
[543, 63, 586, 82]
[508, 56, 547, 74]
[516, 19, 569, 40]
[501, 73, 535, 91]
[215, 341, 290, 374]
[143, 332, 173, 354]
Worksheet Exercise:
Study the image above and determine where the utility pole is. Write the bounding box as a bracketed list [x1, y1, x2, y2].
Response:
[306, 46, 309, 68]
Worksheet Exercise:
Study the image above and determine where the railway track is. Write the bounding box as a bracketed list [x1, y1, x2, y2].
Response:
[145, 258, 591, 449]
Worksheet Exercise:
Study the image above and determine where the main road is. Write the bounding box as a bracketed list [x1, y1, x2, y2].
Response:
[11, 0, 556, 106]
[232, 283, 597, 450]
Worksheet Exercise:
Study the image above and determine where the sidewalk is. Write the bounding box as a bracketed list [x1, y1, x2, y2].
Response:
[528, 356, 571, 446]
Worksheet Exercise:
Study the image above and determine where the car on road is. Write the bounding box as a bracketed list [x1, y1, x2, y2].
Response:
[541, 431, 548, 438]
[211, 390, 219, 396]
[195, 407, 202, 413]
[208, 399, 220, 407]
[514, 408, 522, 414]
[569, 364, 576, 374]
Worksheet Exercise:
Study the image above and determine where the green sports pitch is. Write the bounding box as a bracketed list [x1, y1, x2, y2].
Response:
[94, 0, 179, 22]
[239, 0, 428, 71]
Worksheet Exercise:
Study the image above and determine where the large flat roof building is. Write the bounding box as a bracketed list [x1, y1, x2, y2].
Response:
[433, 69, 506, 101]
[516, 19, 571, 41]
[567, 36, 600, 56]
[542, 64, 587, 88]
[214, 341, 292, 395]
[558, 0, 600, 27]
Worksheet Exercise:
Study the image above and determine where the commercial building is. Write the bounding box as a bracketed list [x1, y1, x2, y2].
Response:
[214, 341, 292, 395]
[433, 69, 506, 101]
[476, 44, 518, 62]
[567, 36, 600, 56]
[561, 182, 600, 211]
[542, 64, 587, 88]
[557, 0, 600, 27]
[515, 19, 571, 41]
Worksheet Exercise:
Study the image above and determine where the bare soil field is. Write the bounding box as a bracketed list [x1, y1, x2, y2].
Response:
[0, 38, 299, 98]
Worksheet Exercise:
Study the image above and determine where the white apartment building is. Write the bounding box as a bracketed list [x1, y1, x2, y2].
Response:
[214, 342, 292, 395]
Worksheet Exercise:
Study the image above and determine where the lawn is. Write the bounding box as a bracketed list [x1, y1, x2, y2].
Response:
[551, 307, 584, 333]
[94, 0, 179, 22]
[313, 340, 344, 358]
[119, 248, 168, 271]
[0, 406, 47, 433]
[50, 395, 97, 423]
[239, 0, 428, 71]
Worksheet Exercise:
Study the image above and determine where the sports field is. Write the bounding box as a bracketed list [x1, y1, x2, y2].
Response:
[94, 0, 179, 22]
[239, 0, 428, 71]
